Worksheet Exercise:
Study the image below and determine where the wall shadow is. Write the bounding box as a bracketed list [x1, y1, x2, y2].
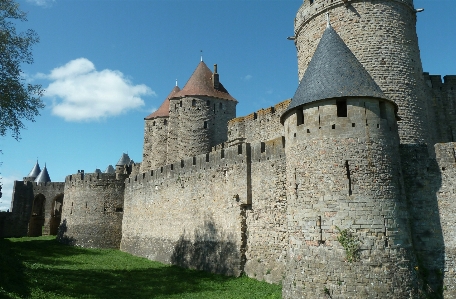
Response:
[170, 214, 241, 276]
[400, 144, 445, 298]
[56, 219, 76, 246]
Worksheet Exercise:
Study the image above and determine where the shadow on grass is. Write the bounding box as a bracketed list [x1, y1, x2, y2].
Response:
[0, 236, 263, 299]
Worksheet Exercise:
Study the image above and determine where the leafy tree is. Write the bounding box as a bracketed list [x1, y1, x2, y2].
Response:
[0, 0, 44, 140]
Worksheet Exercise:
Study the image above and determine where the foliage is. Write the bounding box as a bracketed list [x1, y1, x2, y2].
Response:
[0, 0, 44, 140]
[0, 236, 281, 299]
[335, 226, 360, 263]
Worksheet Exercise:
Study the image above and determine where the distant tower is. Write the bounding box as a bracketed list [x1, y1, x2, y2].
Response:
[141, 85, 180, 172]
[115, 153, 131, 177]
[281, 24, 417, 298]
[24, 160, 41, 182]
[294, 0, 428, 144]
[34, 164, 51, 183]
[167, 61, 237, 164]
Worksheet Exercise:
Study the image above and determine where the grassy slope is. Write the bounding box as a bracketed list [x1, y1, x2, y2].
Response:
[0, 236, 281, 299]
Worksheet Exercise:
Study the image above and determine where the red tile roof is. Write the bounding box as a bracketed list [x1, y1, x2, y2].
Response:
[174, 61, 237, 102]
[145, 85, 180, 120]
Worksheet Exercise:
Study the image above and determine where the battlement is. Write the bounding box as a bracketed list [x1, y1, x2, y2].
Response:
[127, 142, 251, 186]
[424, 73, 456, 91]
[65, 172, 125, 186]
[228, 99, 290, 127]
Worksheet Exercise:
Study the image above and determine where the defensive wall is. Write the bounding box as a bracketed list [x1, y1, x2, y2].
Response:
[227, 99, 290, 145]
[58, 172, 127, 249]
[121, 137, 288, 282]
[0, 181, 64, 238]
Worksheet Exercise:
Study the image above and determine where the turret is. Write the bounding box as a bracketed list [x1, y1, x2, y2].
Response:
[24, 160, 41, 182]
[281, 23, 417, 298]
[34, 164, 51, 183]
[141, 85, 179, 172]
[166, 61, 237, 164]
[293, 0, 428, 145]
[115, 153, 131, 178]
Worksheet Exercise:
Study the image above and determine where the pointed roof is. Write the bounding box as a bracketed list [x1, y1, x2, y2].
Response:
[94, 169, 102, 174]
[283, 25, 390, 120]
[145, 85, 180, 120]
[35, 164, 51, 183]
[27, 161, 41, 179]
[105, 165, 115, 174]
[173, 61, 237, 102]
[116, 153, 131, 166]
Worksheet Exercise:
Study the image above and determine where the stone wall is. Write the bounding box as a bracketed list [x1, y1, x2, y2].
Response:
[294, 0, 428, 144]
[142, 117, 169, 172]
[167, 96, 236, 165]
[58, 173, 126, 248]
[227, 99, 290, 145]
[282, 98, 417, 298]
[121, 143, 250, 276]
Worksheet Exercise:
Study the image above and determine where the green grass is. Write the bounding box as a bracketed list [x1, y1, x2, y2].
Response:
[0, 236, 281, 299]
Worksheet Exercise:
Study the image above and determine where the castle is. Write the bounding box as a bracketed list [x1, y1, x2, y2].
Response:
[1, 0, 455, 298]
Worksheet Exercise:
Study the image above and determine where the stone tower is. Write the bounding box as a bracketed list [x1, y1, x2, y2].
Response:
[294, 0, 428, 145]
[166, 61, 237, 164]
[281, 24, 417, 298]
[142, 85, 180, 172]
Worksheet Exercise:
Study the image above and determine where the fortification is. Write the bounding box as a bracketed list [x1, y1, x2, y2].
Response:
[294, 0, 428, 144]
[58, 172, 127, 248]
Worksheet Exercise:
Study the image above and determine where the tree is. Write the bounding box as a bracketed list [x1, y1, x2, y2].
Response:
[0, 0, 44, 140]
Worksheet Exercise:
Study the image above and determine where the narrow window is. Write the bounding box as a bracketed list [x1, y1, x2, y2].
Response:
[192, 99, 196, 107]
[345, 160, 352, 196]
[296, 108, 304, 126]
[115, 207, 123, 212]
[206, 153, 210, 162]
[153, 121, 156, 126]
[171, 164, 174, 170]
[238, 144, 243, 155]
[310, 0, 314, 4]
[261, 142, 266, 153]
[181, 160, 184, 168]
[221, 149, 225, 159]
[214, 104, 216, 113]
[337, 99, 347, 117]
[193, 157, 196, 165]
[160, 167, 163, 173]
[180, 100, 182, 107]
[219, 103, 223, 109]
[164, 119, 168, 125]
[206, 100, 210, 106]
[379, 101, 387, 119]
[204, 121, 208, 129]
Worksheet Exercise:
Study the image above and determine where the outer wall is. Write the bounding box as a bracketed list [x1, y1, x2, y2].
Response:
[142, 117, 169, 172]
[282, 97, 417, 298]
[294, 0, 428, 144]
[58, 173, 126, 249]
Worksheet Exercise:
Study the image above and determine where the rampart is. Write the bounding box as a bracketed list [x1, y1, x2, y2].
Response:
[121, 137, 288, 281]
[58, 172, 126, 248]
[227, 99, 290, 145]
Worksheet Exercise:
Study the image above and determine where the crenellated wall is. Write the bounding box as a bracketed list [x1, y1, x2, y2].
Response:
[58, 172, 126, 249]
[227, 99, 290, 145]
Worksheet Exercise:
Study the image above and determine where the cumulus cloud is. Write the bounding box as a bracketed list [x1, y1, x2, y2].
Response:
[26, 0, 55, 7]
[44, 58, 154, 121]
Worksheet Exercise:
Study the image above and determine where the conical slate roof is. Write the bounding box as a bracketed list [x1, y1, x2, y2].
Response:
[105, 165, 115, 174]
[116, 153, 131, 166]
[35, 165, 51, 183]
[174, 61, 237, 102]
[94, 169, 102, 174]
[145, 85, 180, 120]
[283, 24, 389, 119]
[27, 161, 41, 179]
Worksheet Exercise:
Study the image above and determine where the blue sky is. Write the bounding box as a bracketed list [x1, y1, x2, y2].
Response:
[0, 0, 455, 211]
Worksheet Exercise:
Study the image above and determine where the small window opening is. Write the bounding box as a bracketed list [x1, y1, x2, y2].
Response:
[192, 99, 196, 107]
[219, 103, 223, 109]
[115, 207, 123, 212]
[221, 149, 225, 159]
[310, 0, 314, 4]
[153, 121, 156, 126]
[160, 167, 163, 173]
[238, 144, 243, 155]
[207, 100, 210, 106]
[192, 157, 196, 165]
[171, 164, 174, 170]
[307, 129, 310, 133]
[204, 121, 208, 129]
[352, 123, 355, 127]
[181, 160, 184, 168]
[164, 119, 168, 125]
[297, 108, 304, 126]
[180, 100, 182, 107]
[345, 160, 352, 196]
[206, 153, 210, 162]
[332, 124, 335, 129]
[261, 142, 266, 153]
[282, 136, 286, 148]
[337, 99, 347, 117]
[379, 101, 387, 119]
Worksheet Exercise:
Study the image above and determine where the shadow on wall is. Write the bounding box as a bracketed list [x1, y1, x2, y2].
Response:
[170, 215, 241, 276]
[400, 145, 445, 298]
[56, 219, 75, 245]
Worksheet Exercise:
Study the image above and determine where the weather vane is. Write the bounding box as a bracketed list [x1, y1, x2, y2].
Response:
[200, 50, 203, 62]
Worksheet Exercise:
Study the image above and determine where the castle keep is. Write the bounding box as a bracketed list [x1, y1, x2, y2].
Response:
[1, 1, 455, 298]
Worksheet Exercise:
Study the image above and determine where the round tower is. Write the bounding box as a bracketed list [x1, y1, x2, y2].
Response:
[294, 0, 428, 144]
[167, 61, 237, 164]
[281, 24, 417, 298]
[142, 85, 180, 172]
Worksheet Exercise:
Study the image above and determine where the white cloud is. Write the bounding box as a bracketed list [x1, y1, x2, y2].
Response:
[0, 175, 20, 211]
[26, 0, 55, 7]
[242, 75, 252, 81]
[44, 58, 154, 121]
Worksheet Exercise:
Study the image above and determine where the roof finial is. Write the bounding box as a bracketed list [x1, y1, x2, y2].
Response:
[326, 12, 330, 28]
[200, 50, 203, 62]
[175, 79, 178, 86]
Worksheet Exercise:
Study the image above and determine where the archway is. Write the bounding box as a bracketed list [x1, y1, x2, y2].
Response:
[49, 193, 64, 235]
[28, 194, 46, 237]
